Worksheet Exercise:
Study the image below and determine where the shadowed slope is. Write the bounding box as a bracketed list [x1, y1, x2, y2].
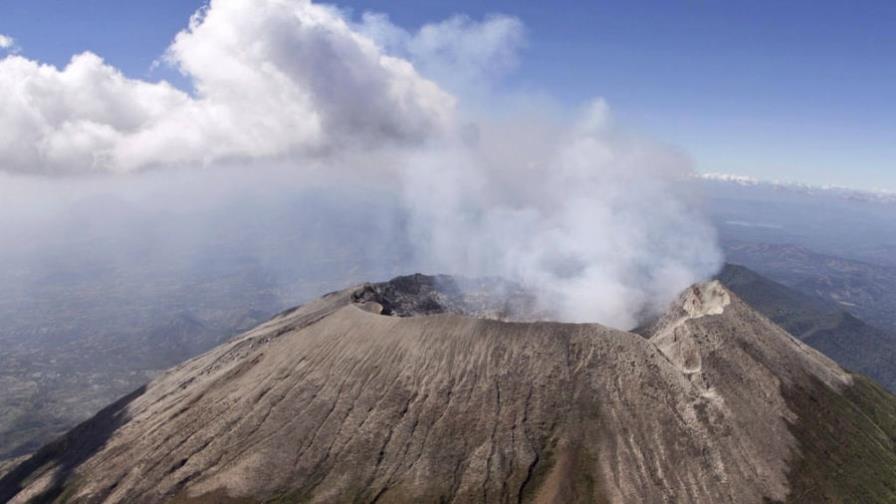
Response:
[718, 263, 896, 391]
[0, 386, 145, 503]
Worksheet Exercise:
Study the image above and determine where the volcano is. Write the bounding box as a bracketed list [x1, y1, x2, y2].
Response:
[3, 274, 896, 503]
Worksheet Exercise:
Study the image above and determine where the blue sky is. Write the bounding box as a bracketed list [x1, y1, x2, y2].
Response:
[1, 0, 894, 191]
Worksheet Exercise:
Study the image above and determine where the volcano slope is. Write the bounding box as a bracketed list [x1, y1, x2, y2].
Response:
[3, 274, 896, 503]
[717, 263, 896, 392]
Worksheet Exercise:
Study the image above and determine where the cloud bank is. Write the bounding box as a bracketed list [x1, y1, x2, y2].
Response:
[0, 0, 722, 327]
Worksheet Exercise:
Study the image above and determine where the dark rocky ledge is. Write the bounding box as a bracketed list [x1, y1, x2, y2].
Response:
[351, 273, 544, 321]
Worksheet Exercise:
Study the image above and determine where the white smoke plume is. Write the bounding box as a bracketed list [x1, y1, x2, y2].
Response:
[400, 101, 721, 326]
[0, 0, 722, 328]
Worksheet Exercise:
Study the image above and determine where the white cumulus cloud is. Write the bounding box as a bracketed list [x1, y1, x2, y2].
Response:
[0, 0, 456, 175]
[0, 53, 190, 174]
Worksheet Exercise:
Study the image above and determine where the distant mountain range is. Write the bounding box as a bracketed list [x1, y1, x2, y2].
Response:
[700, 172, 896, 205]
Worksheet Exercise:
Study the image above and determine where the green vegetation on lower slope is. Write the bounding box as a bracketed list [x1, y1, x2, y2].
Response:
[778, 375, 896, 503]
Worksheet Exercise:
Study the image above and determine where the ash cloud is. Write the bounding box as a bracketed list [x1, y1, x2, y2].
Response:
[0, 0, 722, 328]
